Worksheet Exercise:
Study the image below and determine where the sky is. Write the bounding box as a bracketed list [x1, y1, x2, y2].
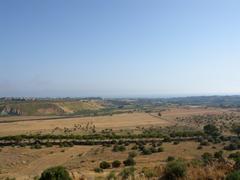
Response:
[1, 0, 240, 98]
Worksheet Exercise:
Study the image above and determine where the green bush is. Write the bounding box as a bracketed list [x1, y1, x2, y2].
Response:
[149, 146, 157, 153]
[39, 166, 71, 180]
[106, 171, 116, 180]
[167, 156, 175, 162]
[31, 143, 42, 149]
[94, 167, 103, 173]
[100, 161, 111, 169]
[173, 141, 179, 145]
[128, 151, 137, 158]
[112, 160, 121, 168]
[142, 167, 156, 178]
[165, 160, 186, 180]
[123, 157, 136, 166]
[214, 150, 223, 159]
[157, 147, 164, 152]
[234, 158, 240, 169]
[119, 167, 135, 179]
[45, 142, 53, 147]
[226, 171, 240, 180]
[112, 145, 126, 152]
[201, 152, 214, 164]
[229, 152, 240, 160]
[142, 148, 152, 155]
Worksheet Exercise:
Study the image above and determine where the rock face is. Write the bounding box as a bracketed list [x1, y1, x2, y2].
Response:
[1, 106, 22, 115]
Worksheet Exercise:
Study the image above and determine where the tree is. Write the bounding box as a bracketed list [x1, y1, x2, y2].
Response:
[203, 124, 220, 137]
[39, 166, 71, 180]
[100, 161, 111, 169]
[165, 160, 186, 180]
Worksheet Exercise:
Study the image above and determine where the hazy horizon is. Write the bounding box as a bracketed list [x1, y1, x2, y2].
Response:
[1, 0, 240, 97]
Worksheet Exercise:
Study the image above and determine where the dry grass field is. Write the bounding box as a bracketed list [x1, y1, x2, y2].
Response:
[0, 107, 230, 136]
[0, 112, 173, 136]
[0, 141, 229, 180]
[0, 106, 238, 179]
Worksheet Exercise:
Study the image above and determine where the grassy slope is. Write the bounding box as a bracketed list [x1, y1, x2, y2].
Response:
[0, 100, 105, 116]
[54, 100, 104, 113]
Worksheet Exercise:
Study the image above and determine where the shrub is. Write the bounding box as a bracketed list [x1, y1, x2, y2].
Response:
[34, 176, 39, 180]
[94, 167, 103, 173]
[173, 141, 179, 145]
[123, 157, 136, 166]
[167, 156, 175, 162]
[157, 147, 164, 152]
[224, 143, 239, 151]
[229, 152, 240, 160]
[234, 158, 240, 169]
[165, 160, 187, 179]
[45, 142, 53, 147]
[190, 159, 204, 167]
[112, 145, 126, 152]
[226, 171, 240, 180]
[214, 150, 223, 159]
[31, 143, 42, 149]
[112, 160, 121, 168]
[128, 151, 137, 158]
[201, 152, 214, 164]
[39, 166, 71, 180]
[150, 146, 157, 153]
[131, 145, 138, 150]
[142, 167, 156, 178]
[142, 148, 152, 155]
[119, 167, 135, 179]
[100, 161, 111, 169]
[106, 171, 116, 180]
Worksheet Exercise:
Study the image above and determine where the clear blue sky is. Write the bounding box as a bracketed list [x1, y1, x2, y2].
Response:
[1, 0, 240, 97]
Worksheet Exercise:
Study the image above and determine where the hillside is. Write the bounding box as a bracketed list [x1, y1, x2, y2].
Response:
[0, 100, 105, 116]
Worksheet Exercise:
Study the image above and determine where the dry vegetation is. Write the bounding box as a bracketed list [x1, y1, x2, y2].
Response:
[1, 103, 240, 179]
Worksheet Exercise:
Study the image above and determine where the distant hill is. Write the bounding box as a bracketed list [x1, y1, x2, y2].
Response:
[1, 95, 240, 116]
[158, 95, 240, 107]
[0, 100, 105, 116]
